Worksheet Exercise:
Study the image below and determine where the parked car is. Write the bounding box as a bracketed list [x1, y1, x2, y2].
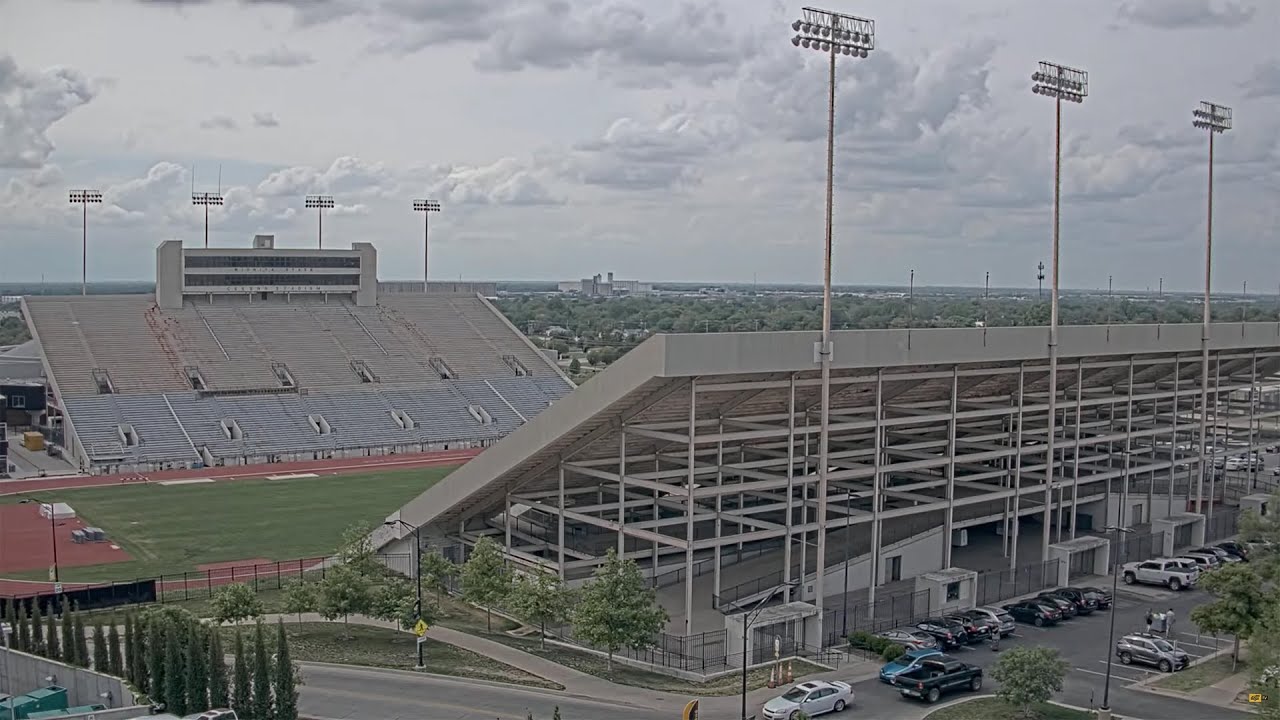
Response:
[960, 607, 1016, 638]
[1216, 541, 1250, 560]
[876, 629, 938, 651]
[1178, 552, 1222, 572]
[913, 617, 968, 649]
[1121, 558, 1198, 590]
[942, 613, 992, 643]
[1001, 600, 1062, 626]
[1192, 546, 1242, 564]
[761, 680, 854, 719]
[1033, 593, 1078, 618]
[1066, 586, 1112, 609]
[891, 656, 984, 704]
[879, 648, 944, 683]
[1040, 588, 1096, 615]
[1116, 633, 1190, 673]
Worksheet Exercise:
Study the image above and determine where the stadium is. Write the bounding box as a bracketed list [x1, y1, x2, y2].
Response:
[17, 235, 573, 474]
[381, 320, 1280, 651]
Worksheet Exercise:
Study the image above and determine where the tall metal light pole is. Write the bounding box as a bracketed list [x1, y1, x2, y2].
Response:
[412, 199, 442, 286]
[191, 192, 224, 248]
[306, 195, 335, 249]
[790, 3, 874, 625]
[908, 269, 915, 328]
[1191, 100, 1231, 516]
[1032, 61, 1088, 560]
[384, 519, 424, 669]
[68, 190, 102, 297]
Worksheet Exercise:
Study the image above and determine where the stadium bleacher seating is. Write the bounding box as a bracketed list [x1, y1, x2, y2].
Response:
[24, 293, 572, 470]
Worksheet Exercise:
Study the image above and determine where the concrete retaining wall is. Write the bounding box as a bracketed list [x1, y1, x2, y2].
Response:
[0, 646, 133, 711]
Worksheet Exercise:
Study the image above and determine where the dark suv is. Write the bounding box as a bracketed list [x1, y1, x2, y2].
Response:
[1033, 593, 1078, 618]
[943, 613, 991, 644]
[1068, 586, 1112, 609]
[913, 617, 968, 649]
[1043, 588, 1097, 615]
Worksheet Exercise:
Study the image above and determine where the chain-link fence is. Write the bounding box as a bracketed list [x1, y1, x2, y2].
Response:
[974, 559, 1063, 607]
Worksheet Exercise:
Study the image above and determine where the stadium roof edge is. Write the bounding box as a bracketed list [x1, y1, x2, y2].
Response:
[392, 321, 1280, 540]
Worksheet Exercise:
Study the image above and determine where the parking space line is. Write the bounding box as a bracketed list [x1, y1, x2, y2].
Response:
[1096, 660, 1159, 675]
[1075, 667, 1145, 683]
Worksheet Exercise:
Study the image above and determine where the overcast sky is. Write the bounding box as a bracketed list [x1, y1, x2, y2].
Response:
[1, 0, 1277, 291]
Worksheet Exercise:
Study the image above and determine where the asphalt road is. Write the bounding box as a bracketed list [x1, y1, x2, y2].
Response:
[296, 663, 661, 720]
[840, 581, 1252, 720]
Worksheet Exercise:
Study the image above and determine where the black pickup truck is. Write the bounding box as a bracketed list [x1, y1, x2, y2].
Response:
[890, 656, 984, 704]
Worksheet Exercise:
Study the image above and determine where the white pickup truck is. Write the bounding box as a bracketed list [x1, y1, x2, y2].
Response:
[1121, 558, 1198, 591]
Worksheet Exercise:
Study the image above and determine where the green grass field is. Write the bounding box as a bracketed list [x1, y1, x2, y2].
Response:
[3, 466, 454, 582]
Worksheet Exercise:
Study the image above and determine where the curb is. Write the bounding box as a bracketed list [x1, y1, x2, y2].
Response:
[919, 694, 1148, 720]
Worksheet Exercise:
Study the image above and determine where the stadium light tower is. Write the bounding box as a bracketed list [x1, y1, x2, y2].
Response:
[68, 189, 103, 296]
[412, 199, 442, 285]
[789, 5, 875, 626]
[1191, 100, 1231, 516]
[191, 192, 224, 248]
[1030, 60, 1088, 566]
[305, 194, 335, 248]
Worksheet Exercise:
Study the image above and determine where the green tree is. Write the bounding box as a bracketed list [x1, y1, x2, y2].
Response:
[370, 576, 435, 631]
[211, 583, 266, 626]
[17, 603, 32, 653]
[58, 601, 74, 663]
[571, 549, 668, 670]
[1249, 602, 1280, 720]
[73, 613, 89, 668]
[273, 620, 300, 720]
[208, 627, 230, 710]
[991, 646, 1069, 719]
[31, 601, 44, 656]
[1190, 562, 1269, 671]
[317, 564, 372, 634]
[337, 522, 379, 576]
[508, 572, 572, 649]
[185, 622, 209, 713]
[45, 603, 59, 660]
[147, 616, 166, 700]
[92, 621, 108, 671]
[461, 536, 512, 633]
[164, 620, 187, 716]
[107, 622, 123, 677]
[231, 631, 251, 718]
[419, 552, 458, 602]
[568, 357, 581, 374]
[251, 622, 274, 720]
[282, 579, 318, 624]
[128, 614, 148, 691]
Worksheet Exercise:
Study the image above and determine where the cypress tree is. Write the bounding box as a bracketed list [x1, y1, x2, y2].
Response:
[107, 622, 123, 676]
[3, 602, 14, 649]
[128, 615, 148, 692]
[44, 602, 59, 660]
[73, 613, 89, 668]
[30, 601, 44, 656]
[92, 622, 108, 671]
[146, 617, 166, 700]
[59, 600, 74, 663]
[272, 620, 298, 720]
[231, 632, 251, 719]
[251, 622, 273, 720]
[163, 621, 186, 717]
[17, 601, 32, 653]
[208, 628, 229, 710]
[185, 622, 209, 713]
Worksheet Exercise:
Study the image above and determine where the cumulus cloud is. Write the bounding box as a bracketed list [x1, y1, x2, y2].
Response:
[0, 54, 97, 169]
[1241, 60, 1280, 99]
[233, 47, 316, 68]
[251, 112, 280, 128]
[257, 156, 394, 198]
[1117, 0, 1255, 28]
[411, 157, 563, 206]
[563, 108, 744, 191]
[200, 115, 238, 130]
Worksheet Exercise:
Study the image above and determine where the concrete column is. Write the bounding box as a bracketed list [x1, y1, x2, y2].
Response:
[557, 463, 566, 580]
[1169, 356, 1179, 519]
[504, 492, 513, 564]
[1122, 357, 1135, 527]
[652, 456, 660, 585]
[1070, 363, 1084, 539]
[1042, 331, 1061, 562]
[1209, 356, 1221, 519]
[868, 370, 884, 618]
[714, 418, 724, 603]
[800, 414, 811, 587]
[1249, 351, 1258, 490]
[617, 430, 627, 556]
[783, 375, 797, 599]
[1010, 363, 1026, 571]
[943, 366, 959, 568]
[684, 378, 697, 635]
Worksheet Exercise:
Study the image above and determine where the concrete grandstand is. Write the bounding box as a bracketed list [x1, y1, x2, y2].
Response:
[21, 236, 572, 472]
[382, 322, 1280, 648]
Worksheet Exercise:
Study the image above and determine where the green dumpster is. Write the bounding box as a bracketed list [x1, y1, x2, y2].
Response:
[27, 704, 107, 719]
[14, 686, 68, 718]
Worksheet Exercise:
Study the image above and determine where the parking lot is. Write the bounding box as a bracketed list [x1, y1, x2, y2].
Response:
[843, 579, 1251, 720]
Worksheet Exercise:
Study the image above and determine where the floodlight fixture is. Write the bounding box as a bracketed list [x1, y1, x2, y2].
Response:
[412, 198, 442, 284]
[785, 3, 875, 633]
[68, 189, 103, 296]
[1027, 58, 1089, 552]
[1190, 99, 1232, 517]
[306, 194, 335, 248]
[191, 191, 224, 248]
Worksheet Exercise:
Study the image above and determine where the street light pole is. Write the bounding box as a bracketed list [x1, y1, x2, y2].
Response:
[412, 199, 442, 286]
[1032, 60, 1089, 562]
[305, 195, 335, 249]
[16, 498, 59, 583]
[67, 190, 102, 297]
[790, 3, 875, 626]
[1192, 100, 1231, 518]
[1100, 522, 1134, 720]
[384, 519, 424, 669]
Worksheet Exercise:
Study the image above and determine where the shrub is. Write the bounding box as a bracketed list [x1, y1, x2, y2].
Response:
[881, 643, 905, 662]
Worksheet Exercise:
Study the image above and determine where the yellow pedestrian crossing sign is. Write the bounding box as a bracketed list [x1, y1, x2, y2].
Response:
[413, 619, 428, 637]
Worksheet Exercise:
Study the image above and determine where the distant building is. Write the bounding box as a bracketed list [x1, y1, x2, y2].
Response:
[558, 272, 653, 297]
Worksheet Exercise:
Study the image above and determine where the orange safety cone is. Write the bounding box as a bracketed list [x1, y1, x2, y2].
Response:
[767, 666, 777, 688]
[785, 661, 793, 683]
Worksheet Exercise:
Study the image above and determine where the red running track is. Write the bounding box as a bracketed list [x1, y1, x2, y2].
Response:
[0, 447, 481, 497]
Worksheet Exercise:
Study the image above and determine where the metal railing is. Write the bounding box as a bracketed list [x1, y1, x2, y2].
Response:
[974, 559, 1063, 607]
[822, 588, 933, 645]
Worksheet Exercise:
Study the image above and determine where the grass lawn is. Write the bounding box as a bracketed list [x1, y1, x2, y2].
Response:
[1152, 655, 1242, 694]
[924, 697, 1095, 720]
[4, 466, 454, 581]
[221, 622, 563, 690]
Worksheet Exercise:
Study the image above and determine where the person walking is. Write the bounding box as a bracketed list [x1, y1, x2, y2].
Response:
[1145, 608, 1154, 633]
[1165, 607, 1176, 638]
